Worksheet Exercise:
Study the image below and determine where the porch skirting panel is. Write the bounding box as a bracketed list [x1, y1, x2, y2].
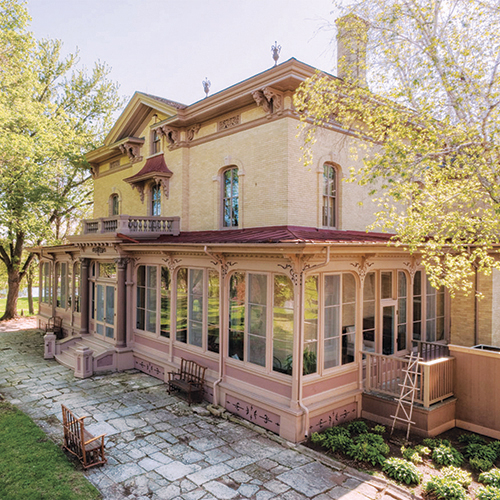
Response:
[361, 393, 456, 437]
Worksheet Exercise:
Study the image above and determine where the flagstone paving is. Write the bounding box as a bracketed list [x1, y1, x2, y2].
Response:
[0, 323, 420, 500]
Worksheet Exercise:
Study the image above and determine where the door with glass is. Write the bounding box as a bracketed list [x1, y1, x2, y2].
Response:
[95, 283, 116, 340]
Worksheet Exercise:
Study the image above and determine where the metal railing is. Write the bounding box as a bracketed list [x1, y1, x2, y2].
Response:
[363, 351, 454, 408]
[83, 215, 180, 237]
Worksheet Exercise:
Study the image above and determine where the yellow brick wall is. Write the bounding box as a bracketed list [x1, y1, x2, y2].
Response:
[93, 109, 383, 232]
[449, 272, 494, 347]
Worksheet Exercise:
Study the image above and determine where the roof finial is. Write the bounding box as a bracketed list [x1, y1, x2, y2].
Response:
[271, 41, 281, 66]
[202, 77, 211, 98]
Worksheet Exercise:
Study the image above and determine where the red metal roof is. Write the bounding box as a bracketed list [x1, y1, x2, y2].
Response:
[141, 226, 393, 245]
[124, 154, 173, 183]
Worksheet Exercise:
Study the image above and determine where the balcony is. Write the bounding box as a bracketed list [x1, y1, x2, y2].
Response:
[82, 215, 180, 238]
[363, 347, 454, 408]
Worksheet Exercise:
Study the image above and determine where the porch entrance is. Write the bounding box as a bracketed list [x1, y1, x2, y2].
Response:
[382, 301, 406, 356]
[95, 284, 116, 340]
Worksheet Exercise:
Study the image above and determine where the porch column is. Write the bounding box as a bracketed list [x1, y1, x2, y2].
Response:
[115, 258, 128, 348]
[80, 258, 90, 334]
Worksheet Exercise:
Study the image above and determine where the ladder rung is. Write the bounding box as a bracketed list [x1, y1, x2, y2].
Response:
[390, 415, 416, 424]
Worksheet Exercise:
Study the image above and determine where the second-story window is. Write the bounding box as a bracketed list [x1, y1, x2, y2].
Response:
[111, 194, 119, 216]
[222, 167, 239, 227]
[323, 164, 337, 228]
[152, 184, 161, 216]
[152, 129, 161, 154]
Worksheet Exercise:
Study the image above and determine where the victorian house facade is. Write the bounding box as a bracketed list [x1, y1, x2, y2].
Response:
[36, 50, 500, 442]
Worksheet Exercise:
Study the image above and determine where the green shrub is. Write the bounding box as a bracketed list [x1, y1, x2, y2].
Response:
[414, 445, 432, 456]
[401, 446, 423, 464]
[372, 425, 386, 435]
[471, 456, 495, 472]
[458, 433, 486, 446]
[477, 486, 500, 500]
[311, 427, 354, 455]
[423, 438, 451, 450]
[347, 420, 369, 435]
[441, 466, 472, 488]
[383, 458, 422, 485]
[480, 469, 500, 488]
[347, 432, 390, 467]
[432, 444, 464, 467]
[489, 441, 500, 459]
[465, 443, 497, 462]
[424, 477, 467, 500]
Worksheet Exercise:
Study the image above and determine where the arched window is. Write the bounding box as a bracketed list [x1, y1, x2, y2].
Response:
[322, 164, 338, 228]
[110, 194, 119, 216]
[151, 184, 161, 216]
[222, 167, 239, 227]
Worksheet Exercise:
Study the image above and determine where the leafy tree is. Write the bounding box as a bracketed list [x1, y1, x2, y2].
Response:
[0, 0, 122, 319]
[295, 0, 500, 295]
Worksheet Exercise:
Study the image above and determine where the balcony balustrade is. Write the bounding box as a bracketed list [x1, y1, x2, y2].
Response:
[83, 215, 180, 237]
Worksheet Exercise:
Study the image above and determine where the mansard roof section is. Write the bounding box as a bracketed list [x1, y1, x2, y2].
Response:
[104, 91, 186, 146]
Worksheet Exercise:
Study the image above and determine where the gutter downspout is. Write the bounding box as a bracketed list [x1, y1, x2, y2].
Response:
[474, 264, 479, 346]
[297, 246, 331, 438]
[204, 246, 224, 405]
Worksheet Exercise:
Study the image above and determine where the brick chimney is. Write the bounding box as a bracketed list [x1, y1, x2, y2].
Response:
[336, 14, 369, 86]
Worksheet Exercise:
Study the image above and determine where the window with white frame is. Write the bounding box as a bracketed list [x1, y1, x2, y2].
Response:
[413, 270, 445, 342]
[110, 194, 119, 216]
[73, 262, 80, 312]
[303, 276, 318, 375]
[152, 129, 161, 154]
[222, 167, 239, 227]
[362, 272, 376, 352]
[322, 164, 337, 228]
[151, 184, 161, 216]
[56, 262, 67, 309]
[228, 272, 294, 374]
[324, 273, 356, 369]
[136, 265, 172, 337]
[175, 267, 220, 351]
[41, 262, 51, 304]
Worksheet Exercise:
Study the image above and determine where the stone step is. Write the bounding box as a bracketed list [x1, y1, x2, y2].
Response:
[55, 350, 76, 370]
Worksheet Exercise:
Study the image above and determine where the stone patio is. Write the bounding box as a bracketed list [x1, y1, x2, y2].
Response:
[0, 322, 420, 500]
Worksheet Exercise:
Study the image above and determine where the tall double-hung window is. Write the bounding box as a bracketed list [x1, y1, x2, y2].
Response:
[175, 268, 220, 352]
[322, 164, 337, 228]
[222, 167, 239, 227]
[151, 184, 161, 216]
[413, 270, 445, 342]
[136, 265, 172, 337]
[228, 272, 294, 375]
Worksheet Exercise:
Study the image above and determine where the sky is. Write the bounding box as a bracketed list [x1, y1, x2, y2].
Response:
[26, 0, 340, 108]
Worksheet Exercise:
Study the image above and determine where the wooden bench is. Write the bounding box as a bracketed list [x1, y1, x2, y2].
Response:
[167, 358, 206, 405]
[61, 404, 106, 469]
[46, 316, 63, 339]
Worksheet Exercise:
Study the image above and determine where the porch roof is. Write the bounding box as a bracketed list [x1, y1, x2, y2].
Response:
[143, 225, 393, 245]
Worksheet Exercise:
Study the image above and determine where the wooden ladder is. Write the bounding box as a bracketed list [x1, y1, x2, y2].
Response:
[390, 351, 421, 441]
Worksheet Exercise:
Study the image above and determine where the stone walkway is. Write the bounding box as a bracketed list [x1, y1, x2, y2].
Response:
[0, 323, 419, 500]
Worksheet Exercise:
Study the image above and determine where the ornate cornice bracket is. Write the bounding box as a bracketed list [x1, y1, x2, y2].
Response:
[119, 142, 143, 163]
[209, 252, 236, 280]
[156, 125, 179, 149]
[162, 253, 181, 273]
[351, 256, 374, 285]
[252, 87, 283, 115]
[403, 257, 421, 284]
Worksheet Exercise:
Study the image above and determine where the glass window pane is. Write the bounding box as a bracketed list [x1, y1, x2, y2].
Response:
[147, 266, 157, 288]
[414, 270, 421, 296]
[249, 304, 266, 336]
[273, 338, 293, 374]
[324, 338, 340, 369]
[325, 275, 340, 307]
[249, 274, 267, 305]
[364, 272, 375, 301]
[106, 286, 114, 325]
[398, 272, 407, 298]
[342, 333, 355, 365]
[189, 319, 203, 347]
[96, 285, 104, 322]
[303, 342, 317, 375]
[342, 303, 356, 332]
[324, 305, 340, 340]
[343, 273, 356, 303]
[249, 334, 266, 367]
[160, 267, 170, 337]
[137, 266, 145, 287]
[381, 271, 392, 299]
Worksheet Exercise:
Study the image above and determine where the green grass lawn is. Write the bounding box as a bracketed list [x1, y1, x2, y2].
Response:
[0, 297, 39, 318]
[0, 401, 101, 500]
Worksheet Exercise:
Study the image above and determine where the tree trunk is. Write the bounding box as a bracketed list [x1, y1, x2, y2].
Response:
[2, 269, 21, 320]
[27, 267, 34, 315]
